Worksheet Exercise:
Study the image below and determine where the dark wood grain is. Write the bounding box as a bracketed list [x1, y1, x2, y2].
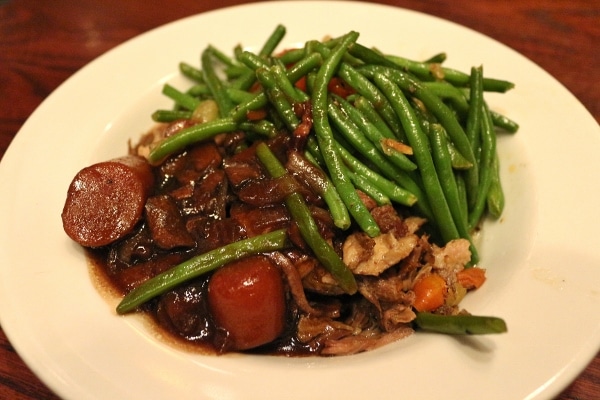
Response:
[0, 0, 598, 398]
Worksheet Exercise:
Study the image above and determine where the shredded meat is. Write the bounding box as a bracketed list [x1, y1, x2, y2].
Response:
[343, 233, 418, 276]
[268, 252, 322, 316]
[320, 325, 414, 356]
[432, 239, 472, 273]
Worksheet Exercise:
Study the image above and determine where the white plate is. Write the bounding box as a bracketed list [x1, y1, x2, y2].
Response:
[1, 2, 599, 399]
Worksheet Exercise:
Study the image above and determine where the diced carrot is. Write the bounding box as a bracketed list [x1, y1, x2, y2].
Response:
[412, 273, 447, 312]
[457, 267, 487, 290]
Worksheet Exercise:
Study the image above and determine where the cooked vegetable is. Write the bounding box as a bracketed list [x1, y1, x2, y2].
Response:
[414, 312, 508, 335]
[148, 117, 238, 165]
[382, 52, 514, 93]
[412, 273, 447, 312]
[457, 267, 487, 290]
[468, 102, 497, 229]
[285, 150, 351, 230]
[311, 31, 381, 238]
[373, 72, 461, 245]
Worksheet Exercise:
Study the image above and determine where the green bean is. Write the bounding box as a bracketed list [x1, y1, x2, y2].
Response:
[447, 145, 473, 170]
[201, 47, 235, 117]
[429, 123, 478, 263]
[491, 111, 519, 133]
[256, 67, 300, 131]
[207, 44, 236, 67]
[229, 92, 269, 122]
[329, 101, 384, 156]
[465, 66, 484, 209]
[229, 69, 256, 91]
[270, 61, 309, 102]
[353, 96, 396, 140]
[455, 172, 469, 228]
[162, 84, 200, 111]
[151, 109, 192, 123]
[286, 151, 351, 230]
[233, 43, 244, 61]
[228, 52, 322, 122]
[275, 47, 306, 65]
[468, 102, 497, 229]
[224, 64, 250, 79]
[486, 149, 504, 219]
[334, 94, 417, 171]
[360, 65, 477, 169]
[423, 52, 447, 64]
[116, 229, 290, 314]
[335, 140, 418, 207]
[179, 62, 204, 83]
[256, 143, 357, 294]
[238, 120, 278, 138]
[258, 24, 286, 58]
[329, 103, 424, 210]
[422, 81, 470, 116]
[148, 117, 238, 165]
[347, 170, 391, 206]
[416, 94, 474, 172]
[414, 312, 507, 334]
[305, 71, 317, 94]
[226, 87, 256, 104]
[338, 63, 406, 141]
[237, 50, 270, 71]
[385, 54, 515, 93]
[374, 72, 460, 243]
[305, 135, 326, 166]
[312, 31, 380, 238]
[187, 83, 211, 97]
[329, 100, 412, 182]
[422, 81, 519, 133]
[152, 27, 517, 266]
[285, 51, 323, 82]
[304, 39, 362, 66]
[347, 42, 402, 69]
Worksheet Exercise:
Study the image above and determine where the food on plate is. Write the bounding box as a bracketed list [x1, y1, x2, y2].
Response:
[62, 155, 154, 247]
[62, 25, 516, 356]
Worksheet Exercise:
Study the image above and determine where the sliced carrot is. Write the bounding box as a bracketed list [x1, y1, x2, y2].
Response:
[457, 267, 487, 290]
[412, 273, 447, 312]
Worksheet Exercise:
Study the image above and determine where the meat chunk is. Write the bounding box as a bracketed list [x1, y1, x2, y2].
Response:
[230, 203, 290, 237]
[371, 204, 407, 234]
[222, 143, 263, 188]
[145, 195, 195, 249]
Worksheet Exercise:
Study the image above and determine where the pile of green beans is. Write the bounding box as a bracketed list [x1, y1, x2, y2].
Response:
[121, 25, 518, 312]
[150, 24, 517, 254]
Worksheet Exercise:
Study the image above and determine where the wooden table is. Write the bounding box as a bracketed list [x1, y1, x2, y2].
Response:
[1, 0, 598, 398]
